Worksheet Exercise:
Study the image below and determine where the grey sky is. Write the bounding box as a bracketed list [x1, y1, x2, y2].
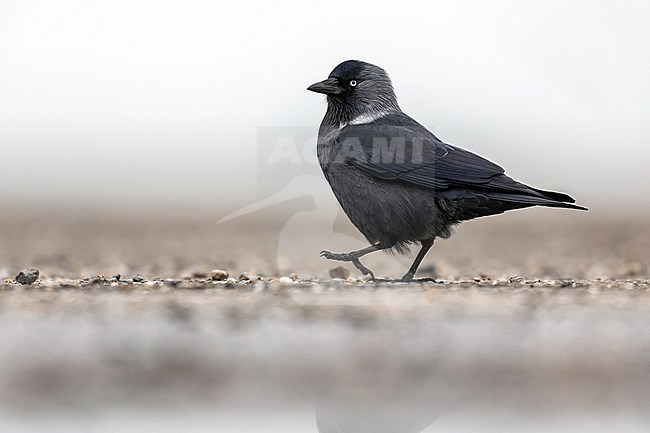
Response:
[1, 0, 649, 213]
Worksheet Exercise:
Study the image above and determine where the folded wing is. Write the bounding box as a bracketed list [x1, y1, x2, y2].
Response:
[336, 113, 586, 211]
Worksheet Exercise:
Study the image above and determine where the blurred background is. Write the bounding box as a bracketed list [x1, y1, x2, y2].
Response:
[1, 0, 649, 213]
[2, 0, 649, 279]
[1, 1, 650, 432]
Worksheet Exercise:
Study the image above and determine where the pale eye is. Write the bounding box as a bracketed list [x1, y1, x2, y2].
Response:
[349, 80, 357, 87]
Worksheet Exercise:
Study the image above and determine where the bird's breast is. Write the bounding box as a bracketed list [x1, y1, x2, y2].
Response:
[316, 124, 342, 175]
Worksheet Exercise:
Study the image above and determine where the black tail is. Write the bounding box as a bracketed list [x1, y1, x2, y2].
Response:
[444, 174, 588, 220]
[530, 187, 579, 204]
[482, 175, 588, 211]
[488, 190, 588, 211]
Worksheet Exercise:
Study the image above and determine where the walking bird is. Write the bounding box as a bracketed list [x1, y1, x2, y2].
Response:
[308, 60, 586, 281]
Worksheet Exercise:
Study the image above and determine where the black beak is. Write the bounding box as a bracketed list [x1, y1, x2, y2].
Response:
[307, 77, 343, 95]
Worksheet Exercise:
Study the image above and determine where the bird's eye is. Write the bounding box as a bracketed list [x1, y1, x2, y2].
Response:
[349, 80, 357, 87]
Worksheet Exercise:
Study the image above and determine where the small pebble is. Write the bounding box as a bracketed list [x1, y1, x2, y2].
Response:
[329, 266, 350, 279]
[88, 275, 107, 285]
[211, 269, 229, 281]
[16, 268, 39, 285]
[133, 275, 146, 283]
[239, 272, 261, 281]
[278, 276, 294, 284]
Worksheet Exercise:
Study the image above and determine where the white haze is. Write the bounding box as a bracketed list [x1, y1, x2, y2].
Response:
[1, 0, 649, 214]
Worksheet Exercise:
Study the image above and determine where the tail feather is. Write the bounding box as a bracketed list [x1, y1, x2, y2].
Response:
[480, 174, 587, 210]
[530, 187, 577, 204]
[487, 191, 588, 211]
[479, 174, 583, 207]
[443, 189, 587, 222]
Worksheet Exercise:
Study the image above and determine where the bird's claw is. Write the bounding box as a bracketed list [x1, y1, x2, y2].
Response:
[320, 250, 352, 261]
[352, 259, 375, 280]
[320, 249, 376, 280]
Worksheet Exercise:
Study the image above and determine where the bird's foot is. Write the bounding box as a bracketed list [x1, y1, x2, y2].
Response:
[352, 259, 375, 280]
[320, 250, 359, 261]
[320, 250, 376, 280]
[397, 273, 439, 283]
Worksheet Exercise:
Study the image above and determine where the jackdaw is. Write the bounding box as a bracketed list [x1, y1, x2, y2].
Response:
[308, 60, 586, 281]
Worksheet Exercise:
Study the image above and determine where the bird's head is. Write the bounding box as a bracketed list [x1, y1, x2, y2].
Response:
[308, 60, 400, 123]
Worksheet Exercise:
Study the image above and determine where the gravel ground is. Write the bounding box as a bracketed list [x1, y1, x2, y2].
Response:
[1, 209, 649, 432]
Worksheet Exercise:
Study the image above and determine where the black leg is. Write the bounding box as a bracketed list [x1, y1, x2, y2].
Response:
[320, 243, 389, 279]
[351, 258, 376, 279]
[401, 238, 435, 281]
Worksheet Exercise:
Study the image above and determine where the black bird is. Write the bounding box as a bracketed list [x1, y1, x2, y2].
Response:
[308, 60, 586, 281]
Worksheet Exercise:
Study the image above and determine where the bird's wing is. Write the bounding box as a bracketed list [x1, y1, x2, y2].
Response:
[336, 113, 580, 205]
[337, 113, 504, 190]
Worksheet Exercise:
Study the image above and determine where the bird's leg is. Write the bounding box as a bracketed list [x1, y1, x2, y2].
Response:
[351, 258, 375, 280]
[320, 244, 381, 262]
[320, 243, 388, 279]
[401, 238, 435, 281]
